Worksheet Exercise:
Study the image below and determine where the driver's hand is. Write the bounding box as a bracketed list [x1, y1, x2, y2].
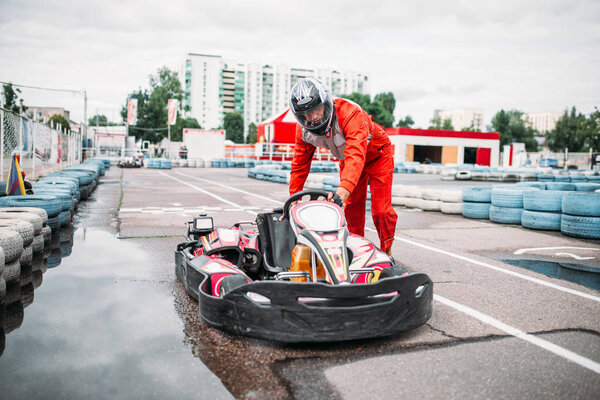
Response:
[328, 187, 350, 204]
[278, 200, 299, 221]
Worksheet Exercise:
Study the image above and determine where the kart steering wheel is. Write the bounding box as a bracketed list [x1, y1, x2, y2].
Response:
[282, 190, 343, 220]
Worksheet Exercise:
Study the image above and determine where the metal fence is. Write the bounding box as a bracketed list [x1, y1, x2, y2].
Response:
[0, 107, 83, 182]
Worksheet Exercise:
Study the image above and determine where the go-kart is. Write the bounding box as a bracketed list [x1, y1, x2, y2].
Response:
[174, 190, 433, 343]
[117, 156, 143, 168]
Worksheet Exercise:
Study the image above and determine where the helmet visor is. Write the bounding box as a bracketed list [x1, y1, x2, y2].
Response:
[294, 102, 333, 135]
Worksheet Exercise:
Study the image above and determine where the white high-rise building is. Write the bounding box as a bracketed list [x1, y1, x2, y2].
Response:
[178, 53, 369, 136]
[433, 108, 484, 131]
[524, 112, 563, 133]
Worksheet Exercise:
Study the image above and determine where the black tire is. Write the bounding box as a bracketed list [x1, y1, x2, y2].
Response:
[0, 229, 23, 263]
[0, 211, 43, 235]
[379, 265, 409, 279]
[0, 207, 48, 225]
[32, 269, 43, 289]
[4, 301, 24, 333]
[218, 274, 250, 297]
[19, 245, 33, 267]
[0, 219, 34, 247]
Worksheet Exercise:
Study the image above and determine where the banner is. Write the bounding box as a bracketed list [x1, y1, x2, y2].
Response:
[127, 98, 138, 126]
[167, 99, 178, 125]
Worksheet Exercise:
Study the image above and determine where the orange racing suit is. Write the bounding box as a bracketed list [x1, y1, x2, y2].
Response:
[289, 98, 397, 253]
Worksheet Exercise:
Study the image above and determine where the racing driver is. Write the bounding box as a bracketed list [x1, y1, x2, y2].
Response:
[288, 78, 397, 257]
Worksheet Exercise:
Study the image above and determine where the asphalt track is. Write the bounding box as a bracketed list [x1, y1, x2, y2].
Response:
[113, 165, 600, 399]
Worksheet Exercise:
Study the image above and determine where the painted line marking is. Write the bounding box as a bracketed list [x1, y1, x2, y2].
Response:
[435, 294, 600, 374]
[514, 246, 599, 255]
[175, 171, 282, 205]
[158, 172, 258, 216]
[555, 253, 595, 260]
[365, 227, 600, 303]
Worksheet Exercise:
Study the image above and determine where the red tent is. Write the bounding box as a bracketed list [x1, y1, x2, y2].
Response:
[257, 108, 298, 144]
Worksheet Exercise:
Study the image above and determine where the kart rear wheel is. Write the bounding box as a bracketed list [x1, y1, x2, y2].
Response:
[219, 275, 250, 297]
[380, 265, 409, 279]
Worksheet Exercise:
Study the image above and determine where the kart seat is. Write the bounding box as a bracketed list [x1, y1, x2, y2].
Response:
[256, 210, 296, 272]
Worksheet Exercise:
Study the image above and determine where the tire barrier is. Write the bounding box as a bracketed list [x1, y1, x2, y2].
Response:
[574, 183, 600, 192]
[489, 205, 523, 224]
[522, 210, 562, 231]
[562, 192, 600, 217]
[462, 202, 491, 219]
[522, 190, 567, 213]
[462, 186, 492, 203]
[491, 187, 539, 209]
[0, 211, 42, 235]
[561, 214, 600, 239]
[545, 182, 576, 191]
[0, 220, 34, 247]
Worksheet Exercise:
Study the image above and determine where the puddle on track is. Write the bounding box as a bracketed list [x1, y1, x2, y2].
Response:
[0, 226, 231, 400]
[500, 258, 600, 291]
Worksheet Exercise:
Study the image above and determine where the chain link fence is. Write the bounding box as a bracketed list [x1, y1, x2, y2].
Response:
[1, 107, 83, 183]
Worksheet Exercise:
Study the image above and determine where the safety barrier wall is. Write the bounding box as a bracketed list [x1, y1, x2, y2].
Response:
[0, 107, 83, 181]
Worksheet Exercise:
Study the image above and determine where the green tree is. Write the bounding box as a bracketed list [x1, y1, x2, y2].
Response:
[374, 92, 395, 115]
[224, 112, 244, 143]
[120, 66, 183, 143]
[2, 83, 26, 114]
[48, 114, 70, 131]
[246, 122, 257, 144]
[490, 109, 538, 151]
[341, 92, 395, 128]
[545, 107, 588, 152]
[340, 92, 371, 110]
[88, 114, 108, 126]
[429, 116, 454, 130]
[586, 107, 600, 151]
[171, 117, 200, 142]
[396, 115, 414, 128]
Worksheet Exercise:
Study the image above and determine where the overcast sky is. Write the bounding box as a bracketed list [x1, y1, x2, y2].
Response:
[1, 0, 598, 129]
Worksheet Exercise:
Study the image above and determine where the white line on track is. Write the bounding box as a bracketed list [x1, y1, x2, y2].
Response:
[158, 171, 259, 216]
[175, 171, 281, 205]
[365, 227, 600, 303]
[161, 173, 600, 373]
[435, 294, 600, 374]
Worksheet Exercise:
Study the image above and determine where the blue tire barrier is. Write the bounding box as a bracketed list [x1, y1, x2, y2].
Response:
[523, 190, 568, 212]
[59, 211, 71, 227]
[545, 182, 576, 191]
[57, 171, 94, 186]
[562, 192, 600, 217]
[462, 202, 491, 219]
[489, 205, 523, 224]
[35, 180, 78, 195]
[554, 175, 571, 182]
[515, 182, 546, 190]
[561, 214, 600, 239]
[569, 175, 587, 182]
[462, 186, 492, 202]
[32, 189, 73, 212]
[65, 167, 99, 182]
[47, 215, 60, 232]
[491, 187, 539, 208]
[521, 210, 562, 231]
[0, 195, 62, 218]
[574, 183, 600, 192]
[537, 174, 555, 181]
[160, 160, 172, 169]
[587, 176, 600, 182]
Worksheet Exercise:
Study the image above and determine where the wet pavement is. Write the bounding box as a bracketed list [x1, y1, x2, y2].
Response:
[1, 166, 599, 399]
[0, 169, 232, 400]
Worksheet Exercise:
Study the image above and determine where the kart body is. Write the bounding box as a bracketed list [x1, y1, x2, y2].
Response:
[174, 191, 433, 342]
[117, 156, 143, 168]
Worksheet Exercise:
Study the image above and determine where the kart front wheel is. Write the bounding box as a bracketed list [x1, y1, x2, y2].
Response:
[219, 275, 250, 297]
[380, 265, 409, 279]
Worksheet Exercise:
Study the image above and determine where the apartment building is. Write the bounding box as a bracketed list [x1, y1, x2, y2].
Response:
[179, 53, 369, 136]
[433, 108, 484, 131]
[524, 112, 563, 133]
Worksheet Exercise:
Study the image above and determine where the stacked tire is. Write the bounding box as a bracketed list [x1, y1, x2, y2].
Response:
[440, 189, 463, 215]
[462, 186, 492, 219]
[561, 192, 600, 239]
[522, 190, 567, 231]
[489, 187, 539, 224]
